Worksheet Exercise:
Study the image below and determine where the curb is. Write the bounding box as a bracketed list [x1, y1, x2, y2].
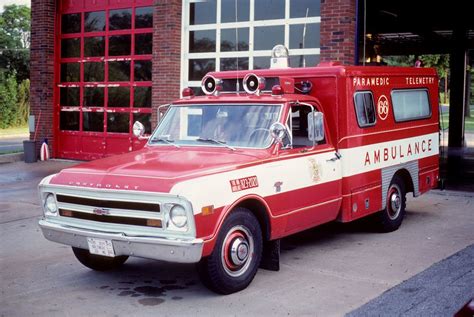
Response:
[0, 152, 25, 164]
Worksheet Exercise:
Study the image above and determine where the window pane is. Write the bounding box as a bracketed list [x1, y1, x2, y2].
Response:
[354, 92, 376, 127]
[83, 112, 104, 132]
[60, 63, 80, 82]
[290, 23, 320, 49]
[136, 7, 153, 28]
[84, 36, 105, 57]
[190, 1, 216, 25]
[109, 35, 131, 56]
[60, 111, 80, 130]
[109, 61, 130, 81]
[392, 89, 431, 121]
[254, 26, 284, 50]
[255, 0, 285, 20]
[61, 14, 81, 34]
[289, 54, 320, 68]
[133, 113, 151, 134]
[107, 113, 130, 133]
[134, 60, 152, 81]
[189, 30, 216, 53]
[109, 9, 132, 30]
[253, 57, 270, 70]
[84, 87, 104, 107]
[60, 87, 80, 107]
[189, 59, 215, 81]
[221, 28, 249, 52]
[85, 11, 106, 32]
[220, 58, 248, 71]
[84, 62, 104, 82]
[108, 86, 130, 107]
[134, 86, 152, 108]
[290, 0, 320, 18]
[135, 33, 152, 55]
[61, 38, 80, 58]
[221, 0, 249, 22]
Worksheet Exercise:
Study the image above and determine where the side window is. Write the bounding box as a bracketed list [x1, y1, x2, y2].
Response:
[354, 91, 376, 127]
[287, 104, 324, 148]
[391, 89, 431, 122]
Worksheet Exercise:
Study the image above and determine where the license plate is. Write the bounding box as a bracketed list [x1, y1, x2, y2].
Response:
[87, 237, 115, 257]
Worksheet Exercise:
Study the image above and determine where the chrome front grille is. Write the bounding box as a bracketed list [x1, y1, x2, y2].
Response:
[55, 192, 163, 229]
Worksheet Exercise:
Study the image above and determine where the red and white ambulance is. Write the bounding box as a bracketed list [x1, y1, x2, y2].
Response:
[39, 46, 440, 294]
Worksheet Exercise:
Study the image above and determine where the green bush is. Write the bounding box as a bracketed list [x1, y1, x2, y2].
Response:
[0, 73, 18, 129]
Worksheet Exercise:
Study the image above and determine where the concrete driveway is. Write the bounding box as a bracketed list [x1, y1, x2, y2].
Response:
[0, 160, 473, 316]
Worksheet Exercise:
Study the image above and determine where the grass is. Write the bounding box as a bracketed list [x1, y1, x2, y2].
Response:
[0, 125, 29, 137]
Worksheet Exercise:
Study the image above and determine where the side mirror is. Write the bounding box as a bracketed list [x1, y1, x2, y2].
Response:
[308, 111, 325, 142]
[133, 121, 148, 139]
[270, 122, 288, 145]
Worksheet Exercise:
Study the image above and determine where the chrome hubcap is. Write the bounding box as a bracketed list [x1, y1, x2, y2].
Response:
[230, 238, 249, 265]
[388, 185, 402, 220]
[221, 225, 254, 277]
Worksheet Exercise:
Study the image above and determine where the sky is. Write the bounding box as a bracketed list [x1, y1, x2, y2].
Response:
[0, 0, 30, 11]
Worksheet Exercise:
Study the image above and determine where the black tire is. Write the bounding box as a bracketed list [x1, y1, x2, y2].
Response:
[72, 247, 128, 271]
[197, 208, 263, 295]
[373, 174, 407, 232]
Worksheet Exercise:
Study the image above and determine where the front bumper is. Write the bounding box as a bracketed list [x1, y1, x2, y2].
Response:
[39, 219, 203, 263]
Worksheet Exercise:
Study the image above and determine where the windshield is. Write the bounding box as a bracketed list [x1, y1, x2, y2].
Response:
[149, 104, 282, 149]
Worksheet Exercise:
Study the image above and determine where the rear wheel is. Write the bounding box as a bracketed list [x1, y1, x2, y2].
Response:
[198, 208, 262, 294]
[72, 247, 128, 271]
[374, 175, 407, 232]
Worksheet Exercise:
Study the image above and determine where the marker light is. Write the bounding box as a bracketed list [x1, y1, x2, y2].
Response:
[182, 87, 194, 98]
[272, 85, 284, 96]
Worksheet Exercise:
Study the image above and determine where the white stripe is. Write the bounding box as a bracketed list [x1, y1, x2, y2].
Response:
[339, 132, 439, 177]
[171, 151, 341, 214]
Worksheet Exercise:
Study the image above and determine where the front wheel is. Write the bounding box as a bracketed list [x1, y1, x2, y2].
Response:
[72, 247, 128, 271]
[198, 208, 263, 294]
[373, 175, 407, 232]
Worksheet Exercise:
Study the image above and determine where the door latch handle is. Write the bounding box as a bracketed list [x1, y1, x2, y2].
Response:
[326, 152, 341, 162]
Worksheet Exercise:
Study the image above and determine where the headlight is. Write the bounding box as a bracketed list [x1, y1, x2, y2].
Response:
[44, 193, 58, 215]
[169, 204, 187, 228]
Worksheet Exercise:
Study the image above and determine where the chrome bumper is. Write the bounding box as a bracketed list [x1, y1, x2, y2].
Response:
[39, 219, 203, 263]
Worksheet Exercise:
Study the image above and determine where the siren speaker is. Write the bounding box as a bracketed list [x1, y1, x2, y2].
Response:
[243, 73, 265, 94]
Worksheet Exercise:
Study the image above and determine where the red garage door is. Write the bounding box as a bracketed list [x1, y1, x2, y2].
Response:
[56, 0, 153, 160]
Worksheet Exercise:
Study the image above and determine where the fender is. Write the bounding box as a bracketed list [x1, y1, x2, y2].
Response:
[201, 194, 274, 257]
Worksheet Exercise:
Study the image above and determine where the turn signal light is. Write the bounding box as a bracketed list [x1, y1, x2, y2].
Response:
[146, 219, 163, 227]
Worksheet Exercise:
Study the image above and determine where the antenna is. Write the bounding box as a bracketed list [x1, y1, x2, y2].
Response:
[235, 0, 240, 93]
[301, 7, 309, 67]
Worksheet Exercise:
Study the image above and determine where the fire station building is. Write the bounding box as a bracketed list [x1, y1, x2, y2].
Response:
[30, 0, 472, 166]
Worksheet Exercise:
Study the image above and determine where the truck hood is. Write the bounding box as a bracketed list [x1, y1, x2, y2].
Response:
[49, 146, 269, 193]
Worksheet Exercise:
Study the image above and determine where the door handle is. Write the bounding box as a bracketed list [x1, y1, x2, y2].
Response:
[326, 152, 341, 162]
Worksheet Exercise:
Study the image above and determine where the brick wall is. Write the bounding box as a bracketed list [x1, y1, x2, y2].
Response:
[30, 0, 56, 158]
[320, 0, 357, 65]
[151, 0, 182, 127]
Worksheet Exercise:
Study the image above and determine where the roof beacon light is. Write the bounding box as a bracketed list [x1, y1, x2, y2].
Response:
[270, 44, 289, 69]
[243, 73, 266, 95]
[201, 75, 223, 96]
[182, 87, 194, 98]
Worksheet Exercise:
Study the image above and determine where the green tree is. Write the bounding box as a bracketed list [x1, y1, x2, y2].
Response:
[0, 4, 31, 81]
[419, 54, 450, 104]
[0, 72, 19, 129]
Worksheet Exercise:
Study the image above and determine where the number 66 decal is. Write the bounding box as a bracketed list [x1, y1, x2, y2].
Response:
[377, 95, 389, 121]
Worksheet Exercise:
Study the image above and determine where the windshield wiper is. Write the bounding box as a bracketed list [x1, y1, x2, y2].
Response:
[196, 138, 235, 151]
[149, 136, 180, 148]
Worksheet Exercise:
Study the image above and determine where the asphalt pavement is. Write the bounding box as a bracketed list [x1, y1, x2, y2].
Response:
[0, 160, 473, 316]
[0, 135, 26, 154]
